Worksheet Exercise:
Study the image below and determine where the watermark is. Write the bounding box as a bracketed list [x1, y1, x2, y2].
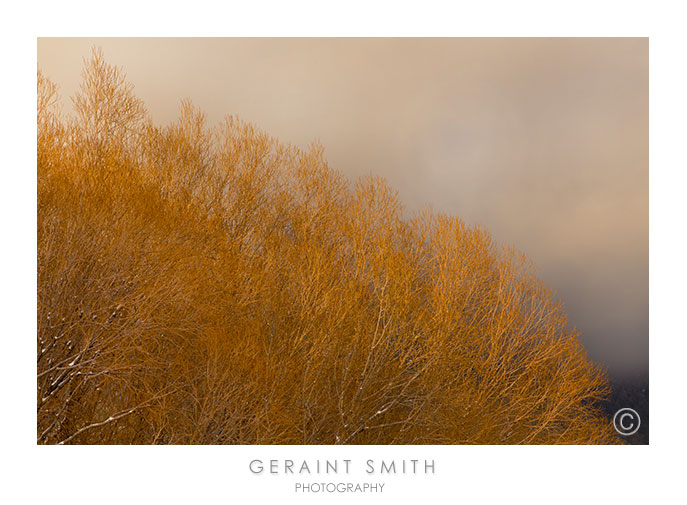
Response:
[295, 482, 384, 493]
[248, 458, 435, 494]
[613, 408, 641, 436]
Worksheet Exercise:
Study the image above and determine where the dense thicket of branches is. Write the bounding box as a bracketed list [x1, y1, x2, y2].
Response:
[37, 50, 619, 444]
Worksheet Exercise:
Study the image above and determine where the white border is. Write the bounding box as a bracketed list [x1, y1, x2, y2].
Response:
[4, 1, 685, 504]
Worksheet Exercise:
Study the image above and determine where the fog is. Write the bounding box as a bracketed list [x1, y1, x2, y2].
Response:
[37, 38, 648, 377]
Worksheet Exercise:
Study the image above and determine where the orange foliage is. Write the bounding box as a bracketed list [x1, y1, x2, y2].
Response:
[37, 49, 619, 444]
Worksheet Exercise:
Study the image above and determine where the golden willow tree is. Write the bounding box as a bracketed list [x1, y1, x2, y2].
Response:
[37, 49, 619, 444]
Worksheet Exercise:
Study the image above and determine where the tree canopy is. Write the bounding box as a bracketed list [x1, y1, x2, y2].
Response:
[37, 49, 619, 444]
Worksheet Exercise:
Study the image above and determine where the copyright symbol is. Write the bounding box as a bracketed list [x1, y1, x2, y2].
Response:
[613, 408, 641, 436]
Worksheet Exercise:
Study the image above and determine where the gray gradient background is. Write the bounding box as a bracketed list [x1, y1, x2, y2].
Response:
[37, 38, 648, 378]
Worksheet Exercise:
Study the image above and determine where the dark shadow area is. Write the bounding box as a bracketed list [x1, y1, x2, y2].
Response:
[603, 376, 649, 445]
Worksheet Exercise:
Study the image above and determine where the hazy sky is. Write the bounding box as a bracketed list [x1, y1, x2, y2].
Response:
[37, 38, 648, 377]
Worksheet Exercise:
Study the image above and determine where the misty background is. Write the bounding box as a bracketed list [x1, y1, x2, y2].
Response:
[37, 38, 648, 381]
